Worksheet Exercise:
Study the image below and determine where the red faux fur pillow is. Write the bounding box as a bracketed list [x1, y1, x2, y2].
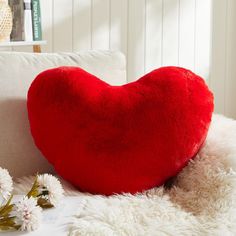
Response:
[27, 66, 214, 195]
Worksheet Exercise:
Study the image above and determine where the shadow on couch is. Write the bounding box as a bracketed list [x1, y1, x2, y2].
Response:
[0, 98, 54, 178]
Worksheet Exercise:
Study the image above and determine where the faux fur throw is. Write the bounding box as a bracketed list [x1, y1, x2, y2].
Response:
[14, 115, 236, 236]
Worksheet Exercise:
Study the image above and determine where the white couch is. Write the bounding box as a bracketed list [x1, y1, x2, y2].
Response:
[0, 51, 127, 177]
[1, 51, 236, 235]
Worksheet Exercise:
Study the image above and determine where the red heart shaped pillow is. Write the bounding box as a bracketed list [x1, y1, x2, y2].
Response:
[27, 66, 214, 195]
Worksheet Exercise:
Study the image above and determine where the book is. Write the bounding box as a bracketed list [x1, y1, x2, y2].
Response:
[9, 0, 25, 41]
[32, 0, 42, 41]
[23, 0, 33, 41]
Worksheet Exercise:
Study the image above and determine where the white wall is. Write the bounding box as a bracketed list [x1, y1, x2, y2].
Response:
[44, 0, 212, 83]
[3, 0, 236, 118]
[6, 0, 211, 80]
[211, 0, 236, 119]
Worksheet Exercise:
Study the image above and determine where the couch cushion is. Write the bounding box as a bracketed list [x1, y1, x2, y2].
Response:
[0, 51, 126, 177]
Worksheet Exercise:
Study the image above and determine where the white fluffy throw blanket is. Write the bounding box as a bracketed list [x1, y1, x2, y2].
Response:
[14, 115, 236, 235]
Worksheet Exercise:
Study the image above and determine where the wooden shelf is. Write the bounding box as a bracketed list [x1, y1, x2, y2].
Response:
[0, 41, 47, 47]
[0, 41, 46, 53]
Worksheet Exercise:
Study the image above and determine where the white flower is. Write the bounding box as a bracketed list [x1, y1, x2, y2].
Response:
[12, 197, 42, 231]
[0, 167, 13, 199]
[37, 174, 64, 206]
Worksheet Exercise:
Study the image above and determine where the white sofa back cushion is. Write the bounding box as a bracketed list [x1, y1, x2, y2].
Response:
[0, 50, 126, 177]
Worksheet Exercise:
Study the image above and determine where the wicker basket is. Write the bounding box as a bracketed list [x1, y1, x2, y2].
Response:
[0, 0, 12, 42]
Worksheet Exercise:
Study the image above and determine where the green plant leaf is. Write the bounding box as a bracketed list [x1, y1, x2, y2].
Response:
[27, 175, 39, 198]
[37, 197, 54, 209]
[0, 216, 20, 231]
[0, 195, 13, 217]
[0, 204, 14, 217]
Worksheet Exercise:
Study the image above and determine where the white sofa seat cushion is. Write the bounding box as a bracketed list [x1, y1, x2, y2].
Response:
[0, 51, 126, 177]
